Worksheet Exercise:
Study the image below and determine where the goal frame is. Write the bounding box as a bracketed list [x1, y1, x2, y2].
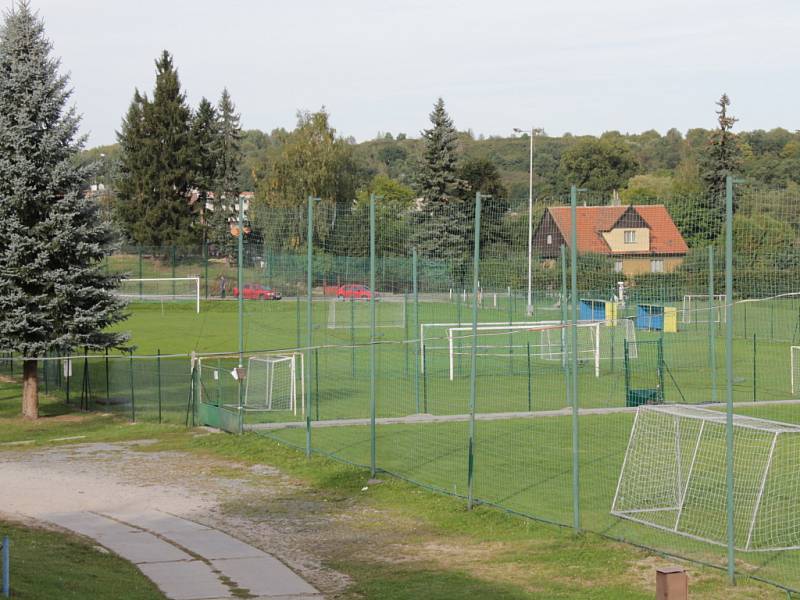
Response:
[244, 353, 305, 415]
[446, 322, 601, 381]
[611, 404, 800, 552]
[119, 277, 201, 314]
[681, 294, 726, 325]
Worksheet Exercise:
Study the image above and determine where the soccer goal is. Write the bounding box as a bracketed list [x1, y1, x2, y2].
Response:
[611, 405, 800, 551]
[792, 346, 800, 395]
[682, 294, 726, 325]
[117, 277, 201, 313]
[420, 321, 548, 373]
[446, 322, 602, 380]
[244, 354, 304, 414]
[327, 297, 406, 329]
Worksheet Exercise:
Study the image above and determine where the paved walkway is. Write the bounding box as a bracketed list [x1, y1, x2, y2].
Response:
[47, 509, 321, 600]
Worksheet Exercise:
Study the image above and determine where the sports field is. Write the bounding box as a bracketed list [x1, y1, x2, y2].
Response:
[73, 294, 800, 594]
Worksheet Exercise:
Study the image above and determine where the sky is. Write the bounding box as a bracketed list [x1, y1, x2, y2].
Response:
[9, 0, 800, 147]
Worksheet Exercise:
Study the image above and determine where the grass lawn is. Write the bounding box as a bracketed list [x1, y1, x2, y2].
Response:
[0, 378, 792, 599]
[0, 519, 164, 600]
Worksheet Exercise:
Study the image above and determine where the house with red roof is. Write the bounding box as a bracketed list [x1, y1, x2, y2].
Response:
[532, 204, 689, 276]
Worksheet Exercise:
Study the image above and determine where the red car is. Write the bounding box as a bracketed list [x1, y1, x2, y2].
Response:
[232, 283, 282, 300]
[337, 284, 374, 300]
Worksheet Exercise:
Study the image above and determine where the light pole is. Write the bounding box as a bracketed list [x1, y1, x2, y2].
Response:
[513, 127, 543, 317]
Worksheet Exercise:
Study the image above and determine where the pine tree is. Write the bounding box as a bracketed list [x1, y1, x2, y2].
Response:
[693, 94, 743, 242]
[411, 98, 467, 278]
[116, 51, 196, 248]
[210, 89, 243, 259]
[700, 93, 742, 201]
[0, 2, 127, 418]
[189, 97, 219, 245]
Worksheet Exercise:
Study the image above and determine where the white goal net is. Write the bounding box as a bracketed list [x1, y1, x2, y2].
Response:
[327, 297, 406, 329]
[244, 354, 304, 414]
[612, 405, 800, 551]
[117, 277, 201, 313]
[682, 294, 726, 325]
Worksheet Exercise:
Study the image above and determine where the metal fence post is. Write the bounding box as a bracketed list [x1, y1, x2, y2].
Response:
[2, 536, 8, 598]
[413, 248, 420, 413]
[129, 349, 135, 423]
[369, 193, 377, 477]
[467, 192, 482, 510]
[570, 184, 581, 532]
[306, 196, 316, 457]
[709, 245, 717, 404]
[725, 175, 736, 584]
[157, 348, 162, 424]
[203, 242, 209, 300]
[237, 197, 245, 434]
[138, 246, 143, 298]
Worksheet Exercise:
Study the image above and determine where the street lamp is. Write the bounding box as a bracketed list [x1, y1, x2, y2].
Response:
[513, 127, 544, 317]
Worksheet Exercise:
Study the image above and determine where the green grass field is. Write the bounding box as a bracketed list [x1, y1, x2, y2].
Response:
[17, 293, 800, 595]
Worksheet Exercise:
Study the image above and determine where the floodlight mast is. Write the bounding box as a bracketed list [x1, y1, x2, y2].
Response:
[513, 126, 543, 317]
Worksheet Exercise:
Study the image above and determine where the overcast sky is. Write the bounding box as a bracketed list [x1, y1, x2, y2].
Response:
[10, 0, 800, 147]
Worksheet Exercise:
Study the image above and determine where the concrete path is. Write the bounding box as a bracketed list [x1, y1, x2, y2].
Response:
[47, 510, 321, 600]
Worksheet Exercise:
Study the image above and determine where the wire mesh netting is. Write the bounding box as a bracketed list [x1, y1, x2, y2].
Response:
[6, 183, 800, 594]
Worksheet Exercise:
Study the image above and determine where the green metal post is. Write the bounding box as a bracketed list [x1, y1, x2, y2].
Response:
[413, 249, 420, 413]
[315, 347, 320, 421]
[709, 246, 717, 404]
[203, 242, 209, 300]
[527, 341, 532, 411]
[138, 246, 143, 298]
[105, 347, 110, 405]
[369, 193, 377, 477]
[129, 350, 135, 422]
[237, 196, 245, 434]
[724, 175, 736, 584]
[350, 298, 355, 378]
[508, 282, 513, 374]
[561, 245, 568, 370]
[296, 295, 300, 349]
[753, 333, 757, 403]
[404, 292, 409, 376]
[306, 197, 316, 456]
[467, 192, 482, 510]
[569, 185, 581, 532]
[171, 245, 177, 297]
[157, 349, 162, 424]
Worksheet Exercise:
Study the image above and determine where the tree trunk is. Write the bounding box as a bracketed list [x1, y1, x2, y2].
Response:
[22, 359, 38, 419]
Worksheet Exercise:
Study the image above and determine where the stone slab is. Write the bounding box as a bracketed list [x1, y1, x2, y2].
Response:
[138, 560, 231, 600]
[163, 529, 266, 560]
[97, 529, 191, 564]
[105, 511, 211, 535]
[210, 556, 319, 597]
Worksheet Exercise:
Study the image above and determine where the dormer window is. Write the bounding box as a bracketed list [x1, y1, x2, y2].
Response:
[546, 234, 552, 245]
[624, 230, 636, 244]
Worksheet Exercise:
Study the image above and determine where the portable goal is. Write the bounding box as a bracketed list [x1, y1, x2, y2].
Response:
[611, 405, 800, 551]
[244, 354, 304, 414]
[327, 297, 406, 329]
[446, 321, 603, 380]
[682, 294, 726, 325]
[197, 353, 304, 415]
[117, 277, 201, 313]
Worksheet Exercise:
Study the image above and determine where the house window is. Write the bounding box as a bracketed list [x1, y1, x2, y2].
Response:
[624, 230, 636, 244]
[546, 234, 552, 245]
[651, 260, 664, 273]
[614, 260, 623, 273]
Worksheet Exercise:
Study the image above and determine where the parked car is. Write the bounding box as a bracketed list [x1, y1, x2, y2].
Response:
[232, 283, 282, 300]
[336, 284, 374, 300]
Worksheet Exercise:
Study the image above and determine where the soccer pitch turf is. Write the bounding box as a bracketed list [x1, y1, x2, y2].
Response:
[107, 298, 800, 592]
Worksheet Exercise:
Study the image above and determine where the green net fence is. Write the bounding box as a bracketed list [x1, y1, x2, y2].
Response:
[5, 181, 800, 595]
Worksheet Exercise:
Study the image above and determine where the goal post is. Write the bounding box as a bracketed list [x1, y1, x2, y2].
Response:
[244, 353, 305, 415]
[682, 294, 726, 325]
[611, 405, 800, 552]
[446, 322, 602, 381]
[117, 277, 201, 313]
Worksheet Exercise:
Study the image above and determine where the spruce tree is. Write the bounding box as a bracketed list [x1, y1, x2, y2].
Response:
[210, 89, 243, 259]
[0, 2, 127, 418]
[189, 97, 219, 245]
[693, 94, 743, 242]
[411, 98, 467, 277]
[116, 51, 196, 248]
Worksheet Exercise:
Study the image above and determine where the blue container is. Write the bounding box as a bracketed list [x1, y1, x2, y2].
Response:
[636, 304, 664, 331]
